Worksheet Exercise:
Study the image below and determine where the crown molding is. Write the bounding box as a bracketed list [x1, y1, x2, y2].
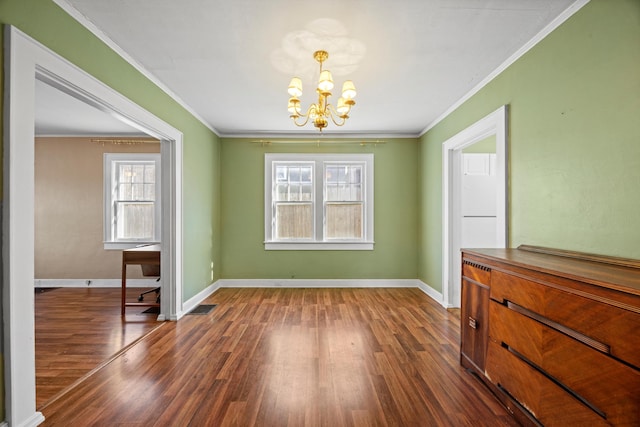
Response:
[418, 0, 591, 137]
[52, 0, 220, 136]
[217, 131, 420, 139]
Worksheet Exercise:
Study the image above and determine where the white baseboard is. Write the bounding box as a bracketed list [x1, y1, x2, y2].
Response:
[7, 411, 44, 427]
[34, 278, 160, 288]
[416, 280, 445, 307]
[33, 278, 447, 313]
[217, 278, 420, 288]
[178, 280, 222, 319]
[216, 279, 446, 306]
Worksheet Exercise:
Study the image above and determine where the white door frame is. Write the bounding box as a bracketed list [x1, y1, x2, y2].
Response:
[3, 26, 183, 426]
[442, 105, 507, 308]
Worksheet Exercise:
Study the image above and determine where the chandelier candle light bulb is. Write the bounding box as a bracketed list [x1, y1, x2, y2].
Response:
[287, 50, 357, 132]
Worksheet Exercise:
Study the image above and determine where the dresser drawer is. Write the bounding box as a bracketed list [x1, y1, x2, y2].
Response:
[462, 259, 491, 285]
[489, 301, 640, 426]
[485, 340, 609, 427]
[490, 270, 640, 368]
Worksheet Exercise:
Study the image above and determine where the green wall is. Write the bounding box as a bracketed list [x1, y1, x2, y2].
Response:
[418, 0, 640, 292]
[0, 1, 223, 415]
[220, 138, 418, 279]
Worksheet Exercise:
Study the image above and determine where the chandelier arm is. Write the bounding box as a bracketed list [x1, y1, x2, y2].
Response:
[326, 105, 347, 126]
[291, 114, 311, 127]
[290, 103, 319, 127]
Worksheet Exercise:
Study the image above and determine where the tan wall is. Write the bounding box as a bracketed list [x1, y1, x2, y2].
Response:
[35, 137, 160, 279]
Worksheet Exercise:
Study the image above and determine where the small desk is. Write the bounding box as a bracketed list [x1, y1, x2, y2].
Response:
[121, 244, 161, 316]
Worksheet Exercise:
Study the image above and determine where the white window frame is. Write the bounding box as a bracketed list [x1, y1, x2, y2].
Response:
[265, 153, 374, 250]
[104, 153, 161, 249]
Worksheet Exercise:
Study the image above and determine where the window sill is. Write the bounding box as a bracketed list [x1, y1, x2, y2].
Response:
[104, 241, 160, 250]
[264, 241, 374, 251]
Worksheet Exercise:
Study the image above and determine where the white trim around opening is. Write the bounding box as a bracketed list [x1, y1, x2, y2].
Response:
[441, 105, 508, 308]
[3, 26, 183, 426]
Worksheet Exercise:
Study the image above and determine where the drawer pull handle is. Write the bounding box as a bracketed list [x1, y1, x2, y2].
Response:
[468, 317, 477, 329]
[506, 301, 610, 354]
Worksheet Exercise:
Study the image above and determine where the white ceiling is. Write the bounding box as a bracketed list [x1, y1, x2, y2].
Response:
[39, 0, 579, 137]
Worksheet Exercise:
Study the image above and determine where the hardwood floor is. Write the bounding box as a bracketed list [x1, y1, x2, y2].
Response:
[39, 288, 518, 426]
[35, 287, 164, 408]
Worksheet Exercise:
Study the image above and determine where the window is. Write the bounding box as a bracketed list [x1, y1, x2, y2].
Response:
[104, 153, 161, 249]
[265, 153, 373, 250]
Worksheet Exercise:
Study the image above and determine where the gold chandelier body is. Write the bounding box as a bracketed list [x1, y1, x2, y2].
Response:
[287, 50, 357, 132]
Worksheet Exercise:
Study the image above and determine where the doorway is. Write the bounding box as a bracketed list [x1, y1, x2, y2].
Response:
[34, 77, 166, 407]
[442, 105, 508, 308]
[3, 26, 183, 426]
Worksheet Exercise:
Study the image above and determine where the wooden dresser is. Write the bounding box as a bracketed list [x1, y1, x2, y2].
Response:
[460, 245, 640, 426]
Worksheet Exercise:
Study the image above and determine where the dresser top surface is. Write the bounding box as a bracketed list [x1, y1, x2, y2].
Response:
[462, 246, 640, 296]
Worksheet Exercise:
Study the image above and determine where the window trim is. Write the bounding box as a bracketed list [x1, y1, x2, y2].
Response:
[264, 153, 374, 250]
[103, 153, 161, 250]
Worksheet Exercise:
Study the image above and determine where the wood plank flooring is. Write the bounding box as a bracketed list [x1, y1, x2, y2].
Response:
[39, 288, 518, 426]
[35, 287, 164, 408]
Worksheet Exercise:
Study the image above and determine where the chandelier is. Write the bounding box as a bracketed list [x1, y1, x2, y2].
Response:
[287, 50, 357, 132]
